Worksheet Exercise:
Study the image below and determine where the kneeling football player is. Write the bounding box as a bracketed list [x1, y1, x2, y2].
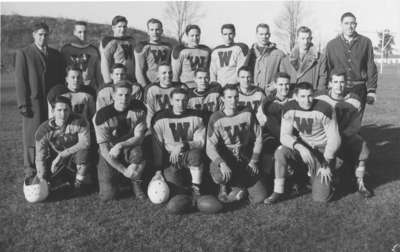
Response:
[152, 88, 206, 197]
[206, 84, 267, 204]
[93, 82, 147, 201]
[35, 96, 91, 194]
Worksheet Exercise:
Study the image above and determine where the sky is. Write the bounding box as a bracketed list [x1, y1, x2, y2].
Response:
[2, 0, 399, 52]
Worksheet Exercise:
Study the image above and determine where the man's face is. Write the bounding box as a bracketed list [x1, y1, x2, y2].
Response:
[171, 93, 188, 114]
[297, 31, 312, 50]
[32, 28, 49, 47]
[187, 29, 200, 46]
[73, 25, 87, 42]
[329, 75, 346, 96]
[53, 103, 71, 126]
[111, 68, 127, 83]
[222, 89, 239, 110]
[256, 27, 270, 46]
[112, 21, 127, 37]
[113, 87, 131, 110]
[148, 22, 163, 42]
[295, 89, 314, 110]
[341, 16, 357, 37]
[66, 70, 82, 92]
[275, 77, 290, 98]
[238, 70, 252, 88]
[195, 71, 210, 91]
[158, 65, 172, 85]
[222, 28, 235, 45]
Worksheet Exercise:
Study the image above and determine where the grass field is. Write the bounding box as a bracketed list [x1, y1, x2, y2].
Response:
[1, 66, 400, 251]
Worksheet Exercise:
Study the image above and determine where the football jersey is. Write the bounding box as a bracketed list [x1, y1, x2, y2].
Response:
[100, 36, 135, 83]
[96, 82, 144, 110]
[281, 99, 341, 159]
[152, 109, 205, 153]
[134, 41, 172, 86]
[144, 82, 187, 127]
[35, 113, 90, 172]
[187, 83, 222, 122]
[237, 85, 266, 113]
[262, 95, 291, 139]
[93, 100, 147, 145]
[315, 90, 362, 137]
[171, 44, 211, 84]
[210, 43, 249, 86]
[47, 84, 96, 121]
[206, 108, 262, 166]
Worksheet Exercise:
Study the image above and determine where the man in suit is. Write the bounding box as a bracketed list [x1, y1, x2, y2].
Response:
[15, 22, 65, 180]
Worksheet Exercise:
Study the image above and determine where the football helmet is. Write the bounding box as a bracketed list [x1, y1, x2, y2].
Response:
[23, 177, 49, 203]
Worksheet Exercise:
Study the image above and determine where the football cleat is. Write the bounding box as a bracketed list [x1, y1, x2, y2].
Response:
[357, 178, 372, 198]
[264, 192, 284, 205]
[226, 187, 245, 202]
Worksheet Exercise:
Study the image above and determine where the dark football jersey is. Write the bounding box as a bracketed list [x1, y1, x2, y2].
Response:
[187, 83, 222, 122]
[237, 85, 266, 113]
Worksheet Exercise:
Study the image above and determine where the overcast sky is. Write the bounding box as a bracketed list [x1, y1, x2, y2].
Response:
[2, 1, 399, 52]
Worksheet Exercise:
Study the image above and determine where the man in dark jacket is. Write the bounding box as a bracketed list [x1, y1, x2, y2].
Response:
[15, 22, 65, 179]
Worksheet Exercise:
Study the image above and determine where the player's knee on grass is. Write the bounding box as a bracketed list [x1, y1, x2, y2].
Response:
[311, 172, 333, 203]
[185, 149, 203, 167]
[274, 145, 294, 178]
[247, 178, 268, 204]
[209, 161, 228, 184]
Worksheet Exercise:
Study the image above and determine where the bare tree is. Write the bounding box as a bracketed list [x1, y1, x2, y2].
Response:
[163, 1, 204, 43]
[274, 1, 305, 52]
[374, 29, 395, 59]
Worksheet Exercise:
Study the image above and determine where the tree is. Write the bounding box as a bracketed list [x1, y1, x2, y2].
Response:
[163, 1, 204, 43]
[274, 1, 305, 52]
[374, 29, 395, 58]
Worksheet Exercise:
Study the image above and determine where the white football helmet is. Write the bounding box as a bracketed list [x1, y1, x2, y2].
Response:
[147, 173, 170, 204]
[23, 177, 49, 203]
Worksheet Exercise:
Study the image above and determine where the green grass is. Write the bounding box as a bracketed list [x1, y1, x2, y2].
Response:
[1, 65, 400, 251]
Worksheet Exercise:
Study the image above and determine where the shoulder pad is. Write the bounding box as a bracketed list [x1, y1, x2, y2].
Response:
[151, 109, 173, 127]
[135, 41, 149, 53]
[35, 121, 52, 141]
[235, 43, 249, 56]
[101, 36, 114, 48]
[95, 104, 116, 126]
[208, 111, 225, 126]
[282, 100, 299, 115]
[198, 44, 211, 52]
[313, 99, 334, 119]
[172, 44, 186, 60]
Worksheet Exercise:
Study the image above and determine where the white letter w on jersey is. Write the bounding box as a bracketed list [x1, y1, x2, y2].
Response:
[218, 51, 232, 67]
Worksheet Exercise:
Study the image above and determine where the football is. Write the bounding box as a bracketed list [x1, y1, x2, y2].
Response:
[196, 195, 223, 214]
[166, 194, 193, 214]
[312, 173, 333, 202]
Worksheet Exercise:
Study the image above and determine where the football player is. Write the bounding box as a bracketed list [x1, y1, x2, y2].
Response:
[93, 81, 147, 201]
[315, 71, 372, 197]
[97, 64, 143, 110]
[206, 84, 267, 204]
[152, 88, 206, 197]
[210, 24, 249, 86]
[100, 16, 135, 83]
[187, 68, 221, 123]
[35, 96, 91, 193]
[135, 19, 172, 87]
[265, 82, 341, 204]
[236, 66, 266, 114]
[172, 24, 211, 87]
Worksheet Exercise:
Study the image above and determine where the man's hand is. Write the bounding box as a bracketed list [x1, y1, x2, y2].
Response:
[294, 144, 316, 173]
[50, 154, 62, 174]
[169, 144, 183, 164]
[219, 162, 232, 182]
[123, 163, 137, 179]
[247, 160, 259, 176]
[366, 93, 376, 105]
[109, 143, 123, 159]
[20, 106, 33, 118]
[317, 166, 332, 185]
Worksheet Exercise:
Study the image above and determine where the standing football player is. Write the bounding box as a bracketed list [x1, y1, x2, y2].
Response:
[93, 82, 147, 201]
[236, 66, 266, 114]
[100, 16, 135, 83]
[152, 88, 206, 197]
[209, 24, 249, 86]
[315, 72, 372, 197]
[135, 19, 172, 87]
[172, 24, 211, 87]
[207, 85, 267, 204]
[61, 21, 103, 90]
[265, 82, 341, 204]
[35, 96, 91, 193]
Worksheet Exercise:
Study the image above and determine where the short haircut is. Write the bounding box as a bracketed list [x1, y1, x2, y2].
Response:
[32, 22, 49, 32]
[340, 12, 356, 22]
[297, 26, 312, 36]
[256, 23, 270, 33]
[158, 61, 171, 70]
[51, 95, 72, 109]
[274, 72, 291, 83]
[147, 18, 163, 28]
[112, 15, 128, 26]
[111, 63, 127, 73]
[112, 80, 133, 92]
[185, 24, 201, 35]
[329, 71, 347, 82]
[221, 23, 235, 34]
[237, 66, 252, 76]
[194, 67, 209, 77]
[294, 82, 314, 94]
[221, 84, 238, 96]
[74, 21, 87, 27]
[170, 88, 188, 99]
[66, 65, 83, 75]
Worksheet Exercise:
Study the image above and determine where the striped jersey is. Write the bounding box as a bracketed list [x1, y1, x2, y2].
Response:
[96, 82, 144, 110]
[187, 83, 222, 122]
[237, 85, 266, 113]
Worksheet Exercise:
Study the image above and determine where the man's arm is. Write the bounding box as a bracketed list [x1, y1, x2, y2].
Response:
[86, 95, 96, 119]
[322, 112, 341, 160]
[250, 119, 263, 162]
[184, 119, 206, 150]
[206, 119, 225, 166]
[99, 142, 127, 174]
[15, 50, 30, 114]
[280, 111, 297, 148]
[58, 120, 91, 158]
[35, 130, 50, 179]
[171, 47, 183, 82]
[134, 44, 149, 87]
[118, 118, 147, 148]
[209, 51, 218, 82]
[366, 39, 378, 93]
[317, 53, 328, 91]
[100, 40, 116, 84]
